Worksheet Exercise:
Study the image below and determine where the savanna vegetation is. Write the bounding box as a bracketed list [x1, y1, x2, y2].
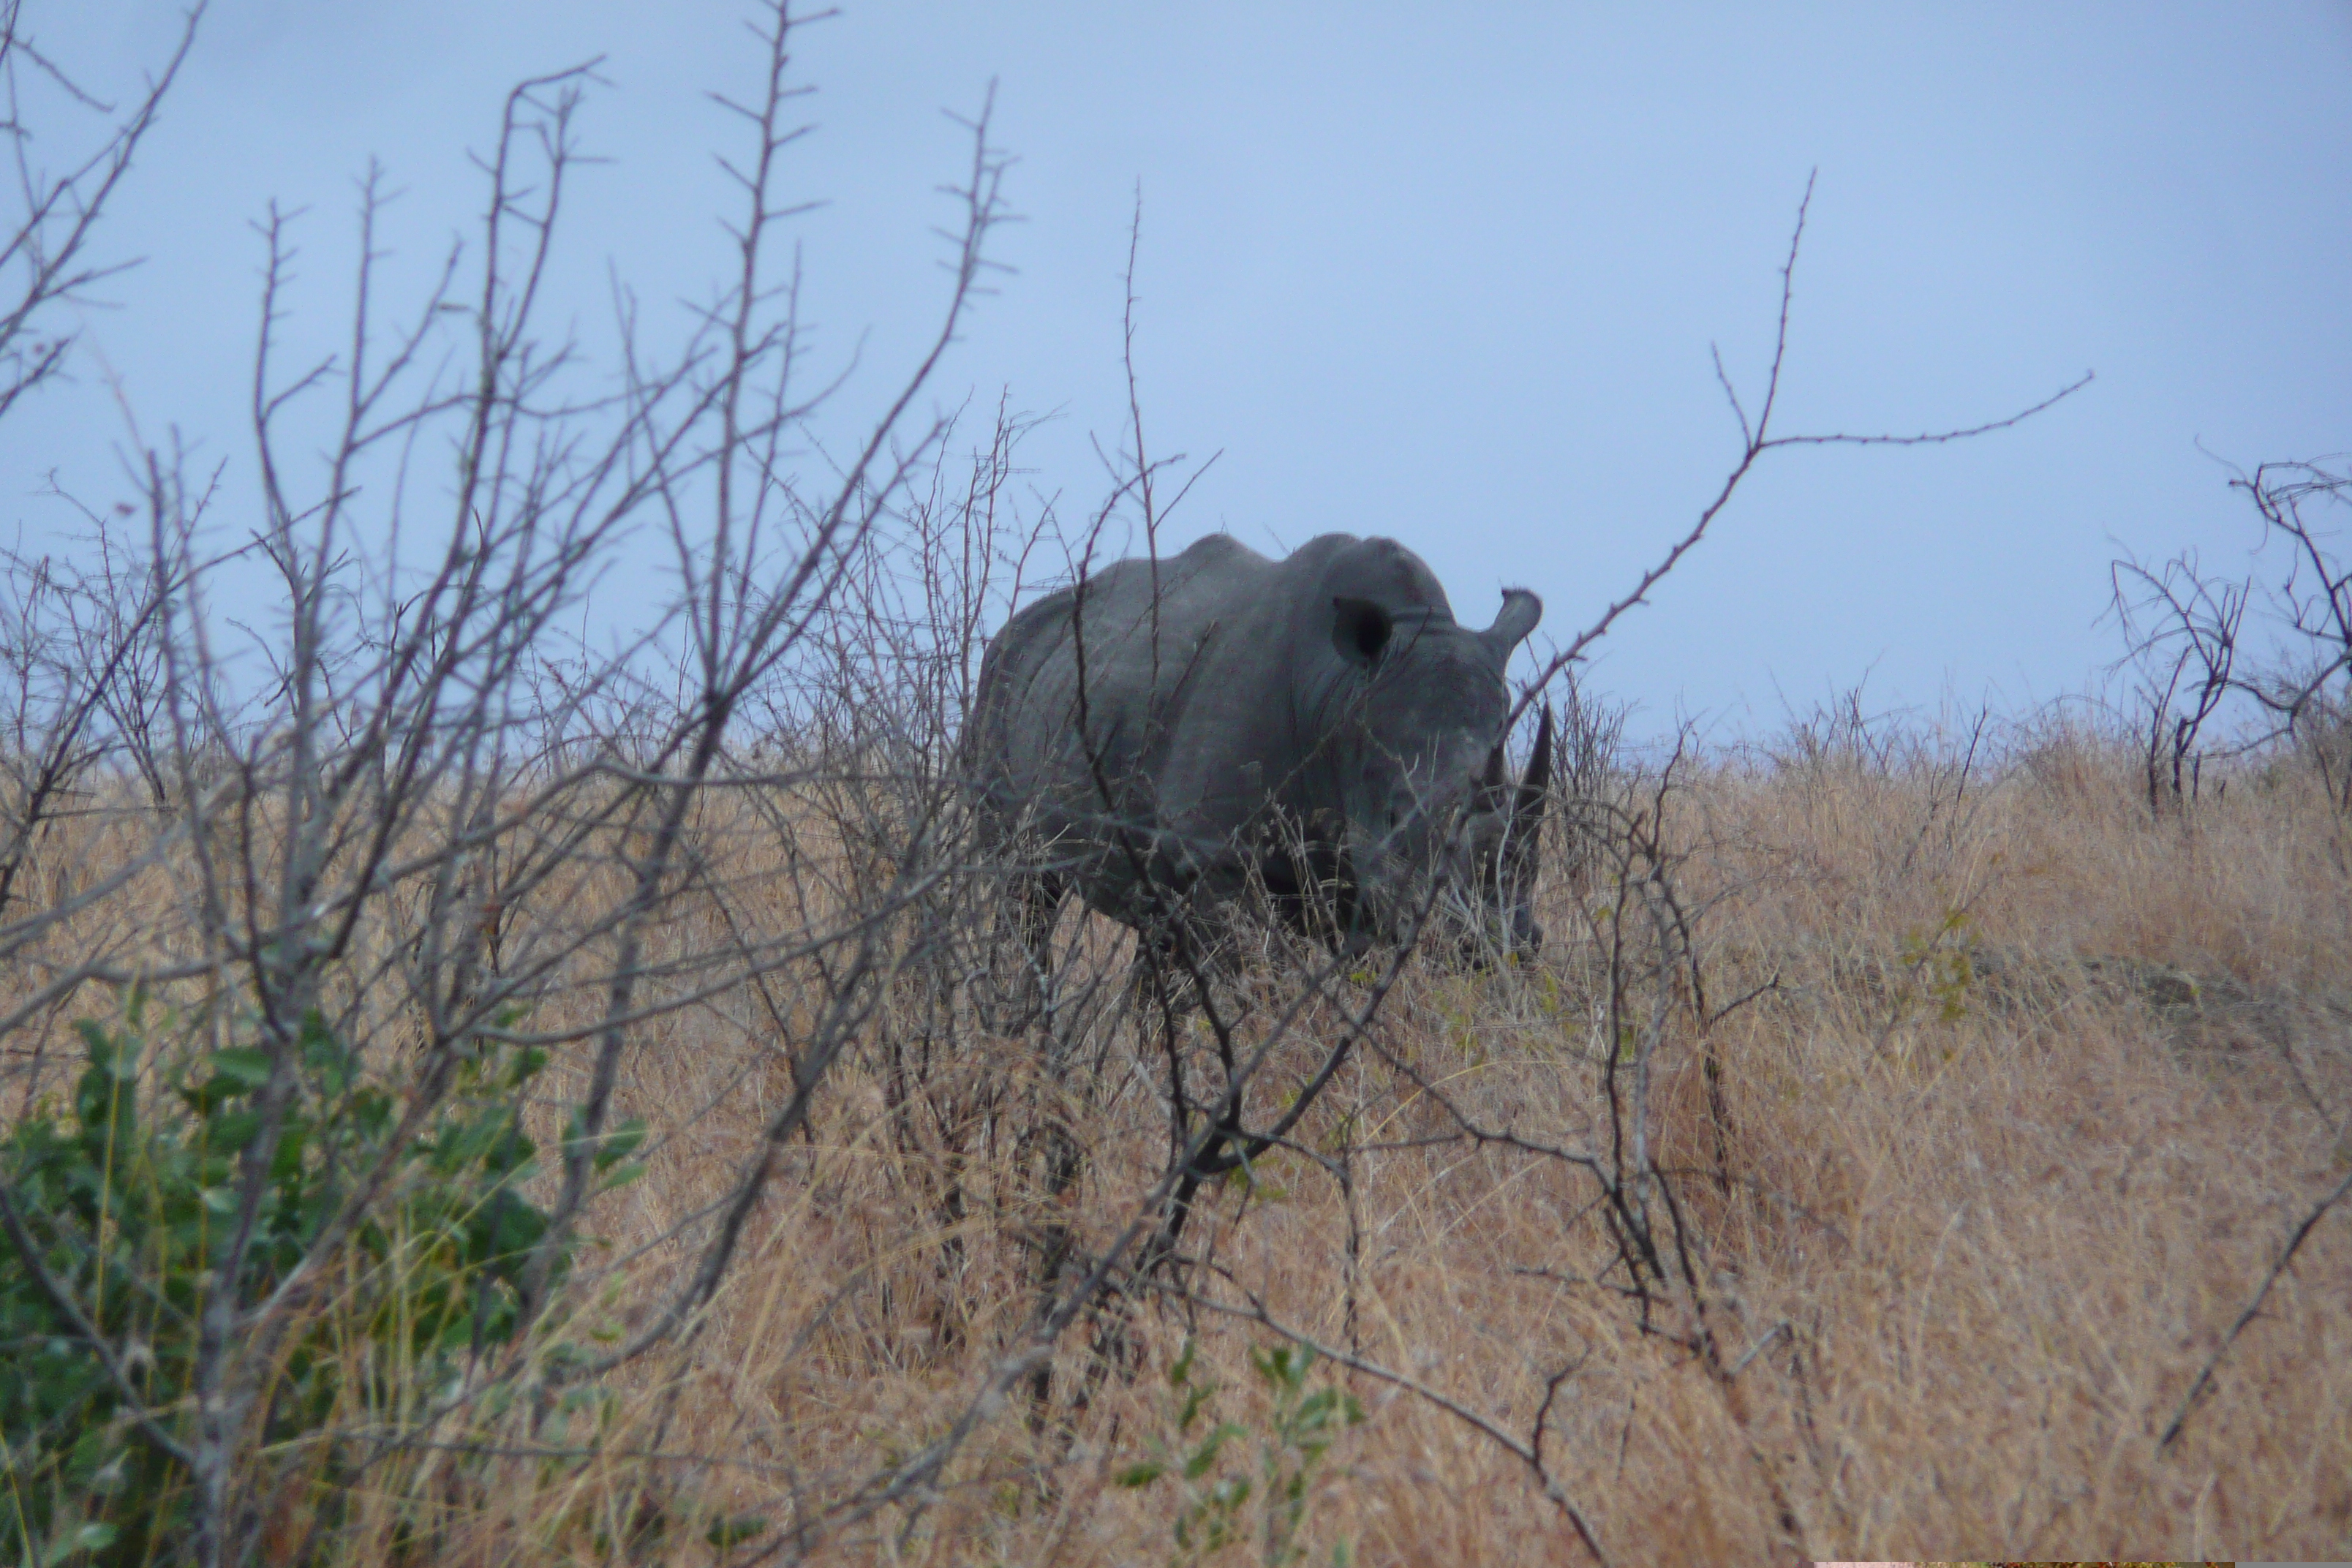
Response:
[1, 4, 2344, 1564]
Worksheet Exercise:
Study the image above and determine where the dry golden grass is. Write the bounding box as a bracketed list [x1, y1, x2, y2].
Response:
[484, 733, 2348, 1564]
[11, 731, 2349, 1565]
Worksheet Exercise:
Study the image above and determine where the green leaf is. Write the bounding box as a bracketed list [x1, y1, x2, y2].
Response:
[480, 1191, 549, 1262]
[1183, 1421, 1245, 1480]
[594, 1161, 647, 1194]
[705, 1513, 769, 1548]
[204, 1108, 263, 1153]
[76, 1018, 135, 1074]
[75, 1060, 139, 1166]
[207, 1047, 274, 1092]
[592, 1116, 647, 1174]
[45, 1521, 118, 1566]
[1179, 1382, 1212, 1430]
[1114, 1460, 1165, 1488]
[299, 1009, 355, 1094]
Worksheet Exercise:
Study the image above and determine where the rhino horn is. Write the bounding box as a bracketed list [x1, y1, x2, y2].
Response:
[1511, 701, 1553, 855]
[1480, 732, 1508, 798]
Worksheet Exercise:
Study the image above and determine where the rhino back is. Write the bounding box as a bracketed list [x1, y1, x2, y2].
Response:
[970, 535, 1268, 832]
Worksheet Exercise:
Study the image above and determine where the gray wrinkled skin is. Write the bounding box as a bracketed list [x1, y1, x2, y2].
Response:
[965, 532, 1549, 962]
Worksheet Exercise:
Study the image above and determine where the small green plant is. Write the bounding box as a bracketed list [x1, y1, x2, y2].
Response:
[1221, 1153, 1292, 1206]
[0, 995, 628, 1564]
[1899, 904, 1978, 1022]
[1115, 1337, 1365, 1567]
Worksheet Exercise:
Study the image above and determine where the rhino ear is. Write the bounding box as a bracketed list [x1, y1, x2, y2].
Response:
[1331, 596, 1393, 669]
[1481, 588, 1542, 663]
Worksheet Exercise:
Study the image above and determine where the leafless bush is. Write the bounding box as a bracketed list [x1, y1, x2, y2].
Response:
[0, 2, 1024, 1558]
[1546, 672, 1631, 900]
[2109, 546, 2245, 815]
[1139, 729, 1807, 1564]
[2240, 457, 2352, 799]
[0, 0, 200, 421]
[2111, 453, 2352, 815]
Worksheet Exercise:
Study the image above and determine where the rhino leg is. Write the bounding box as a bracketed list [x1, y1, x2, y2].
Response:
[1008, 868, 1101, 1438]
[981, 870, 1067, 1035]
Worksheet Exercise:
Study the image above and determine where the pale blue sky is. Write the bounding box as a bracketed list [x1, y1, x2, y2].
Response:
[13, 2, 2352, 734]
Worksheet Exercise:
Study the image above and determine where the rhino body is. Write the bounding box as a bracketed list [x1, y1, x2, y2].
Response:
[965, 532, 1550, 960]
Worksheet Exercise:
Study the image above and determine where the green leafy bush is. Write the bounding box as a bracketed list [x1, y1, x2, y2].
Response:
[1117, 1338, 1365, 1567]
[0, 997, 633, 1564]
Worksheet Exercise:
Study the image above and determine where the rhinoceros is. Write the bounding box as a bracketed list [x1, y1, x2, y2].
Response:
[964, 532, 1552, 970]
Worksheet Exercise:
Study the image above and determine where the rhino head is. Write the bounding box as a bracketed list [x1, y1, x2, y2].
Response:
[1322, 587, 1550, 964]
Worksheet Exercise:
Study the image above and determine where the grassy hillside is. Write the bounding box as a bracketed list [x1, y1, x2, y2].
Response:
[12, 714, 2341, 1564]
[558, 722, 2343, 1565]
